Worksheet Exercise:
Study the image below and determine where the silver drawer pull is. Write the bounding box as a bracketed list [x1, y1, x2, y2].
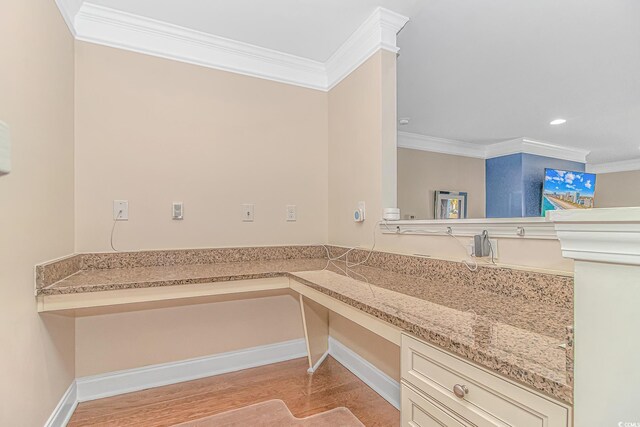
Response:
[453, 384, 469, 399]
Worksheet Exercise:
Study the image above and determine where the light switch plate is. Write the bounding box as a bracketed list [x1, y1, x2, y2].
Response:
[286, 205, 296, 221]
[113, 200, 129, 220]
[172, 202, 184, 220]
[241, 204, 254, 222]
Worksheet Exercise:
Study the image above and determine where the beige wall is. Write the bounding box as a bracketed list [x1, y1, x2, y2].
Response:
[0, 1, 76, 425]
[72, 42, 328, 376]
[74, 41, 328, 252]
[398, 148, 486, 220]
[329, 312, 400, 381]
[594, 170, 640, 208]
[76, 293, 304, 376]
[328, 50, 397, 248]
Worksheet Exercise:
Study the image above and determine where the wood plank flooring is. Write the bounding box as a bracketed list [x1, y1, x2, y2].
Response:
[68, 356, 399, 427]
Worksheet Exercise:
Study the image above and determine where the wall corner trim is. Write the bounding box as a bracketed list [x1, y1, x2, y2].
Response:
[328, 336, 401, 409]
[71, 4, 408, 91]
[325, 7, 409, 90]
[44, 382, 78, 427]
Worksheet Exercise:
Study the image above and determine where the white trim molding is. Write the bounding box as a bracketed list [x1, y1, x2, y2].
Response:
[485, 137, 589, 163]
[76, 338, 307, 402]
[397, 132, 486, 159]
[550, 207, 640, 265]
[71, 4, 408, 91]
[328, 337, 401, 409]
[44, 382, 77, 427]
[47, 337, 400, 424]
[325, 8, 409, 90]
[380, 217, 558, 240]
[586, 157, 640, 174]
[398, 132, 590, 163]
[53, 0, 80, 36]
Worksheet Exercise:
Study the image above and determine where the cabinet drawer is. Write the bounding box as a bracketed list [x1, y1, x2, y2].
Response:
[401, 334, 570, 427]
[402, 383, 468, 427]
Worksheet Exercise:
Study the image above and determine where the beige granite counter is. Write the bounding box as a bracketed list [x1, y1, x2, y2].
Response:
[36, 246, 573, 404]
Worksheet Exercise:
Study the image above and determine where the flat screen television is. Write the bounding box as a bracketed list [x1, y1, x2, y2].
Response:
[541, 168, 597, 216]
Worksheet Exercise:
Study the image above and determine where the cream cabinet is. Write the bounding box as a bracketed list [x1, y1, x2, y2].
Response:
[400, 334, 571, 427]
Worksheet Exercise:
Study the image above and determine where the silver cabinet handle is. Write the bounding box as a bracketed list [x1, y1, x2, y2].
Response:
[453, 384, 469, 399]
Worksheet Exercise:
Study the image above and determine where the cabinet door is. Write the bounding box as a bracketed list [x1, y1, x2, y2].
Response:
[402, 383, 471, 427]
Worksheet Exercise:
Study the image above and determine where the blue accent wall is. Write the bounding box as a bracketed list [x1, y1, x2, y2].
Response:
[486, 154, 524, 218]
[486, 153, 585, 218]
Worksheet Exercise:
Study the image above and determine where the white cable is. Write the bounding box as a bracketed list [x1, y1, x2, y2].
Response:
[110, 210, 122, 252]
[445, 228, 478, 271]
[318, 222, 385, 296]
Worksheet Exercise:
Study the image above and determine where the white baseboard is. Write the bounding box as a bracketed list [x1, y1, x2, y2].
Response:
[44, 382, 78, 427]
[47, 337, 398, 426]
[76, 338, 307, 402]
[328, 336, 401, 409]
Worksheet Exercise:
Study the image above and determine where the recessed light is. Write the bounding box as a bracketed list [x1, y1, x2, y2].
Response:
[550, 119, 566, 125]
[399, 118, 410, 125]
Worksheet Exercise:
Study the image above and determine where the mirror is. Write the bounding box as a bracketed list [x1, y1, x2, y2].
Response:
[395, 1, 640, 220]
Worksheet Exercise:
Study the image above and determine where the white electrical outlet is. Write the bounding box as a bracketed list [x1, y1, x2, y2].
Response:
[286, 205, 296, 221]
[172, 202, 184, 220]
[241, 204, 254, 222]
[113, 200, 128, 220]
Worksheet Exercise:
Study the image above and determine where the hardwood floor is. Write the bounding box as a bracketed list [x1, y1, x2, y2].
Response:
[68, 356, 400, 427]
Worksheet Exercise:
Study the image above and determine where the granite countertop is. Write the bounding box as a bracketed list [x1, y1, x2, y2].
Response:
[40, 258, 330, 295]
[38, 253, 573, 404]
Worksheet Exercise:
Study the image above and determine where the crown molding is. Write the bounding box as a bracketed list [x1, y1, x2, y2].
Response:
[71, 3, 408, 92]
[586, 157, 640, 174]
[74, 4, 328, 90]
[54, 0, 79, 36]
[485, 137, 589, 163]
[325, 7, 409, 90]
[550, 207, 640, 265]
[399, 132, 590, 163]
[397, 131, 486, 158]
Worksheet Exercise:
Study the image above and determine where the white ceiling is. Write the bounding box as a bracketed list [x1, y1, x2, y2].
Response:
[396, 0, 640, 164]
[66, 1, 639, 165]
[85, 0, 419, 62]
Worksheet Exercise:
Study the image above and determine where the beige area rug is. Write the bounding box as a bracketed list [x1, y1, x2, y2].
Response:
[173, 399, 365, 427]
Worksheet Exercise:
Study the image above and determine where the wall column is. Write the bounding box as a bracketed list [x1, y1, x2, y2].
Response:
[551, 207, 640, 427]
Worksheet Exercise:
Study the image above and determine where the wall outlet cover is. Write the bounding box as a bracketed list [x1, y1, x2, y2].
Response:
[113, 200, 129, 220]
[286, 205, 296, 221]
[242, 204, 254, 222]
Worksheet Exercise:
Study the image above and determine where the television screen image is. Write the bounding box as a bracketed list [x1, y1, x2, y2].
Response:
[542, 168, 596, 215]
